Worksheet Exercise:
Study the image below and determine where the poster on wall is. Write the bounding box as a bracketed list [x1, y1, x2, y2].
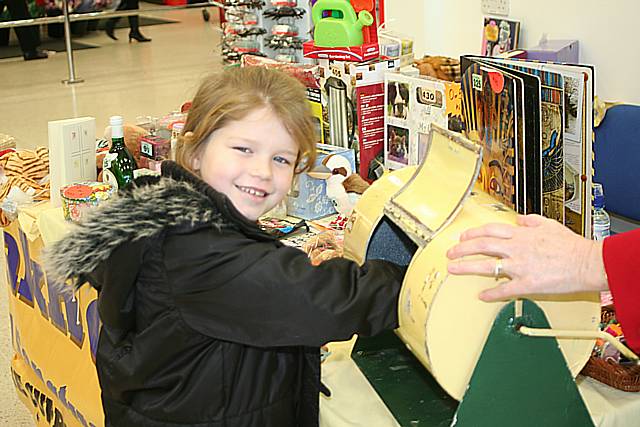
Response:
[481, 16, 520, 57]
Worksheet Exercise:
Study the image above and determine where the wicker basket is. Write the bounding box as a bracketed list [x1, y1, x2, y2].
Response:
[580, 306, 640, 392]
[581, 357, 640, 392]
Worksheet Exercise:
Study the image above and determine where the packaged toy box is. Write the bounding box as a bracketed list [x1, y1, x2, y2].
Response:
[286, 143, 356, 220]
[318, 57, 400, 182]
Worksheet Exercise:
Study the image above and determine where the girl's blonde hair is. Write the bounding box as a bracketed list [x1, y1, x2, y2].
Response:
[176, 67, 317, 174]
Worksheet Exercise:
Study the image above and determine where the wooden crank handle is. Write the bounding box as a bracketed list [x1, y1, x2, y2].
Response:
[518, 325, 640, 362]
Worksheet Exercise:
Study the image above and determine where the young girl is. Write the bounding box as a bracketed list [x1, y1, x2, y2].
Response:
[45, 67, 406, 427]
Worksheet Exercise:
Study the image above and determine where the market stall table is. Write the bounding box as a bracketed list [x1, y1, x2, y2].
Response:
[4, 201, 640, 426]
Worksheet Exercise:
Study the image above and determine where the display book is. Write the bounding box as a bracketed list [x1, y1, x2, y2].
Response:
[460, 55, 594, 238]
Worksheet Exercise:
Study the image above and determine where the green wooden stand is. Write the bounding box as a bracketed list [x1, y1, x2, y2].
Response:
[352, 300, 594, 426]
[352, 331, 457, 426]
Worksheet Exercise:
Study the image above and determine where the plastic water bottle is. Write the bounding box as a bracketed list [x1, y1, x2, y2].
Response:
[592, 183, 610, 241]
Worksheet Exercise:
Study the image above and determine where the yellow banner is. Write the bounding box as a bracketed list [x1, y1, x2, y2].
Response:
[4, 221, 104, 427]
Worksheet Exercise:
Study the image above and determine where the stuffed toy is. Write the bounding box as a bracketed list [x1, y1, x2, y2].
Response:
[320, 154, 371, 217]
[342, 172, 370, 194]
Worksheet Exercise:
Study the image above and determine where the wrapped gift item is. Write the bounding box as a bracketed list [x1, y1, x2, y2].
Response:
[60, 182, 114, 222]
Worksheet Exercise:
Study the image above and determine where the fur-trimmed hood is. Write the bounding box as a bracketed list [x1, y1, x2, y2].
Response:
[43, 161, 258, 291]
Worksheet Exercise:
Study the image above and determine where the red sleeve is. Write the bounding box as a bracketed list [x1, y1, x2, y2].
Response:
[602, 229, 640, 354]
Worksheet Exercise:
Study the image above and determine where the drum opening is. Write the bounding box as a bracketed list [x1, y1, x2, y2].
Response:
[365, 215, 418, 266]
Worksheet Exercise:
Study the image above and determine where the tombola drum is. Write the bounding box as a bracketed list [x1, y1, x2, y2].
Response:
[343, 125, 599, 400]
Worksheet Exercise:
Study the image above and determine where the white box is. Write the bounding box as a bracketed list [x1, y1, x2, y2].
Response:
[48, 117, 97, 207]
[384, 73, 448, 170]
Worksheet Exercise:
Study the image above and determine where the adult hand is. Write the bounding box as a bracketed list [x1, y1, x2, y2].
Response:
[446, 214, 608, 302]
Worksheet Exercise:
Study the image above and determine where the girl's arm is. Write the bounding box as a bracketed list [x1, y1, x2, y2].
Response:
[168, 229, 406, 348]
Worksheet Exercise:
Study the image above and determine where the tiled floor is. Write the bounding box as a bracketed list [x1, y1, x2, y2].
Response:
[0, 5, 223, 425]
[1, 4, 223, 151]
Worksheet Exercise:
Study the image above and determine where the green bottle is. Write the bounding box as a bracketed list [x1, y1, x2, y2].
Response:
[102, 116, 137, 190]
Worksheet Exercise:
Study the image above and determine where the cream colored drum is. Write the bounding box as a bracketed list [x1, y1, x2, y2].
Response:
[343, 124, 599, 401]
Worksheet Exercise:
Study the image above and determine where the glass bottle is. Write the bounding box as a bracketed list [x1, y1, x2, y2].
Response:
[102, 116, 137, 190]
[592, 183, 610, 241]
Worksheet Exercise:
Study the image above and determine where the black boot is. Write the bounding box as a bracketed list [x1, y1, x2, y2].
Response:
[105, 17, 119, 40]
[23, 48, 48, 61]
[128, 15, 151, 42]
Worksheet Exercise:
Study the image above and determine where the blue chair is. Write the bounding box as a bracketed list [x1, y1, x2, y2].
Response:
[593, 104, 640, 233]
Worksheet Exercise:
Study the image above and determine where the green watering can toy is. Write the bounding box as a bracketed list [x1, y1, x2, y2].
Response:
[312, 0, 374, 47]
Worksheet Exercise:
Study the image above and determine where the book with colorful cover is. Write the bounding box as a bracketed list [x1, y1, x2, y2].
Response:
[464, 57, 545, 215]
[461, 55, 594, 237]
[461, 61, 519, 210]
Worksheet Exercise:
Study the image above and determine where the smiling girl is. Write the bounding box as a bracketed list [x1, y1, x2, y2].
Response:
[46, 67, 406, 427]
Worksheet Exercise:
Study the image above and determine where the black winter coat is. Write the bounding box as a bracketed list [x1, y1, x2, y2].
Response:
[45, 161, 405, 427]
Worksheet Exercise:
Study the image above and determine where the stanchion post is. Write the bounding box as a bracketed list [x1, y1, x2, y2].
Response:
[61, 0, 84, 85]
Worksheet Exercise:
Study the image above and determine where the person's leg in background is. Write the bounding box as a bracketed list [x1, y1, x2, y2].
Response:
[104, 0, 122, 40]
[3, 0, 48, 60]
[0, 0, 8, 46]
[126, 0, 150, 42]
[104, 0, 150, 42]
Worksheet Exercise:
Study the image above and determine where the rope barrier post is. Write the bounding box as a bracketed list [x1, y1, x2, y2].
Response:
[61, 0, 84, 85]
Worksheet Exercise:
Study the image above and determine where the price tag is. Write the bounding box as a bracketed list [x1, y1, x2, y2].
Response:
[103, 152, 116, 170]
[472, 74, 483, 91]
[416, 87, 443, 108]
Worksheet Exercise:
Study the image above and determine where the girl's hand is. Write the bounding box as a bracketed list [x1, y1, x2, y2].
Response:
[446, 214, 608, 302]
